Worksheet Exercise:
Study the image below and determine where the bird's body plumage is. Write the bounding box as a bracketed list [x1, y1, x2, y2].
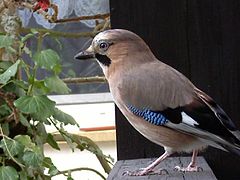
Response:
[108, 61, 201, 152]
[109, 56, 240, 154]
[75, 29, 240, 175]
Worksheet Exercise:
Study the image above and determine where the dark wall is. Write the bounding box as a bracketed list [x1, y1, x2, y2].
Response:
[110, 0, 240, 179]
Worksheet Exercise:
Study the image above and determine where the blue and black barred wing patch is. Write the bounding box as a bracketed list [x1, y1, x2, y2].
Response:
[127, 105, 169, 126]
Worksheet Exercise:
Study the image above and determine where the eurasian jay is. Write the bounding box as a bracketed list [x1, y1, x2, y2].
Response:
[74, 29, 240, 176]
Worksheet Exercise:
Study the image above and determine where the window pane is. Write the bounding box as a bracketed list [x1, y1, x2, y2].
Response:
[19, 1, 110, 94]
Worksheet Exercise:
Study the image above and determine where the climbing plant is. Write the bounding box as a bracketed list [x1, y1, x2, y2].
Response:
[0, 0, 111, 179]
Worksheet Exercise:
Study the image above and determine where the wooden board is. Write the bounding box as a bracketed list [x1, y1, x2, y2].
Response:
[107, 157, 217, 180]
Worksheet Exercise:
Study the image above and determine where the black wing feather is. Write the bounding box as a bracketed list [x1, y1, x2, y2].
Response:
[161, 88, 240, 148]
[195, 88, 237, 131]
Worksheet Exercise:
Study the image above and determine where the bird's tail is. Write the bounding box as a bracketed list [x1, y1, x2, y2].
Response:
[232, 130, 240, 140]
[221, 144, 240, 157]
[220, 130, 240, 157]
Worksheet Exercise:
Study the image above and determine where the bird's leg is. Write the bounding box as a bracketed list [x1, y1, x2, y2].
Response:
[123, 151, 170, 176]
[175, 150, 202, 172]
[187, 150, 198, 171]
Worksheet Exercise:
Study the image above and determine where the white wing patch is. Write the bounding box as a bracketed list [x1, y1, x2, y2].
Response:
[181, 112, 199, 126]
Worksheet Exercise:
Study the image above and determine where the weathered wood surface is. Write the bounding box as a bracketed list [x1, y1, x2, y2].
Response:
[107, 157, 217, 180]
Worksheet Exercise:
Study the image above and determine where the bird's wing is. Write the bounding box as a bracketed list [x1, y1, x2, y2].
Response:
[119, 61, 196, 111]
[166, 89, 240, 155]
[118, 61, 240, 153]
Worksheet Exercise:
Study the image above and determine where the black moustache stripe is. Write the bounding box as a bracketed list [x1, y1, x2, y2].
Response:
[95, 53, 111, 67]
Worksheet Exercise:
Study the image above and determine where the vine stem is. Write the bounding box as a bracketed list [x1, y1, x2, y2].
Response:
[54, 13, 110, 23]
[62, 76, 107, 84]
[48, 118, 112, 173]
[52, 167, 106, 180]
[27, 32, 43, 96]
[20, 28, 97, 38]
[0, 125, 25, 168]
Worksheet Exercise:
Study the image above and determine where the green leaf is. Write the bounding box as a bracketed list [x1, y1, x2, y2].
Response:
[0, 166, 18, 180]
[12, 79, 28, 90]
[18, 171, 28, 180]
[22, 151, 43, 168]
[30, 28, 39, 34]
[37, 123, 48, 138]
[52, 63, 62, 74]
[14, 95, 56, 118]
[0, 61, 12, 72]
[0, 137, 24, 156]
[14, 135, 36, 151]
[6, 46, 17, 54]
[2, 81, 26, 97]
[67, 69, 76, 78]
[21, 33, 35, 42]
[43, 157, 59, 176]
[62, 133, 75, 152]
[0, 60, 20, 84]
[19, 114, 31, 127]
[33, 49, 60, 71]
[67, 176, 74, 180]
[44, 75, 70, 94]
[0, 35, 13, 48]
[35, 135, 45, 149]
[32, 80, 50, 95]
[1, 123, 9, 136]
[46, 133, 60, 150]
[32, 113, 51, 124]
[53, 108, 78, 126]
[0, 104, 11, 117]
[42, 157, 53, 168]
[49, 165, 59, 176]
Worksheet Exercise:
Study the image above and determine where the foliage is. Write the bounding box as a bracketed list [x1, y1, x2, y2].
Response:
[0, 26, 112, 179]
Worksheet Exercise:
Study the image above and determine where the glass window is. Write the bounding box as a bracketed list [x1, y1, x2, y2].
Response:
[18, 0, 110, 94]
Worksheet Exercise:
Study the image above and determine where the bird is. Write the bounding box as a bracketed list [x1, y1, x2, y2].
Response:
[74, 29, 240, 176]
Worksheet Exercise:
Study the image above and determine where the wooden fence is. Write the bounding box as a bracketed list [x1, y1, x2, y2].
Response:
[110, 0, 240, 179]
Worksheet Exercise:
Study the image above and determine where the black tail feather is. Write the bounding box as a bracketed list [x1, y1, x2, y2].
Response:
[222, 144, 240, 157]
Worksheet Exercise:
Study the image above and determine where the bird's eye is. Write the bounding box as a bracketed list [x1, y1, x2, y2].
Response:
[99, 42, 109, 50]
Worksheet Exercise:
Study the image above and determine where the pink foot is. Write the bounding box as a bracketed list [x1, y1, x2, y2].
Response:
[174, 164, 203, 172]
[122, 152, 170, 176]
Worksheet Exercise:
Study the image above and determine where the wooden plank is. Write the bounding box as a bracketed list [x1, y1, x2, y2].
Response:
[111, 0, 190, 161]
[49, 92, 113, 105]
[107, 157, 217, 180]
[186, 1, 240, 179]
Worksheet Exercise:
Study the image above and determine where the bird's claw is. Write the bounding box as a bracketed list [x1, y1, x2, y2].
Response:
[174, 165, 203, 172]
[122, 168, 168, 176]
[122, 169, 152, 176]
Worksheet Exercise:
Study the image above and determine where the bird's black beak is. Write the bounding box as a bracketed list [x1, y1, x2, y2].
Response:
[74, 46, 95, 60]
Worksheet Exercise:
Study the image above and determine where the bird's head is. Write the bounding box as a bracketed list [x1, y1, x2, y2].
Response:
[75, 29, 155, 76]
